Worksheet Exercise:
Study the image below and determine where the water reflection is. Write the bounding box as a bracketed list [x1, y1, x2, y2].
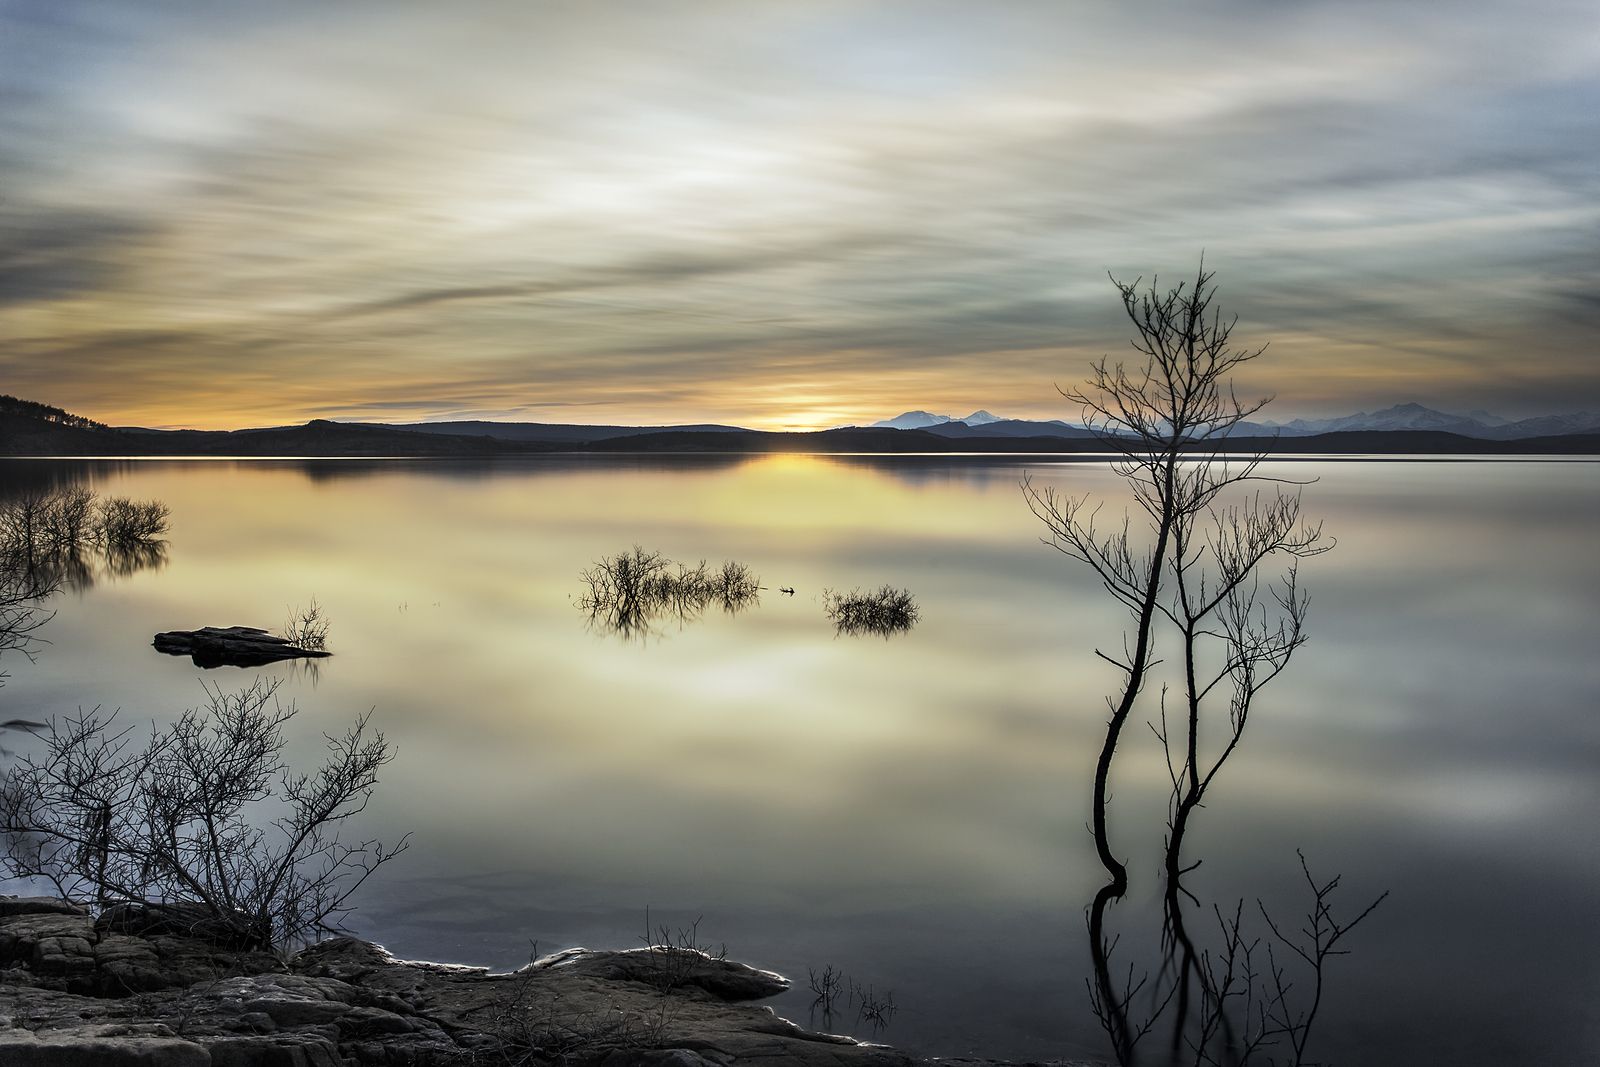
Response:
[0, 486, 171, 685]
[0, 455, 1594, 1065]
[577, 547, 761, 640]
[823, 586, 919, 637]
[806, 964, 898, 1039]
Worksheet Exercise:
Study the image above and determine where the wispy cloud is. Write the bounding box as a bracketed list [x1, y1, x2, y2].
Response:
[3, 0, 1598, 427]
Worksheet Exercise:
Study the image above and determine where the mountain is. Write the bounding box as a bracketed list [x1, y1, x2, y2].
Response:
[868, 409, 1083, 431]
[378, 420, 747, 444]
[1481, 411, 1600, 440]
[0, 404, 509, 456]
[1262, 402, 1600, 440]
[5, 394, 1600, 457]
[870, 410, 958, 429]
[1273, 403, 1487, 436]
[864, 402, 1600, 441]
[925, 418, 1098, 439]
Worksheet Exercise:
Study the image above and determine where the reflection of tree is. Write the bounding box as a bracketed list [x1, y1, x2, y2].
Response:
[0, 488, 171, 686]
[1027, 263, 1383, 1065]
[0, 556, 58, 689]
[577, 547, 761, 640]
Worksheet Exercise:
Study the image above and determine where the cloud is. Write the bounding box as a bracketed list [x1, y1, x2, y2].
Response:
[2, 0, 1598, 425]
[0, 209, 153, 305]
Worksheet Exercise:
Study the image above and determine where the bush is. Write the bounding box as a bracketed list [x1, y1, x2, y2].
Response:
[823, 586, 918, 637]
[94, 497, 169, 548]
[578, 546, 761, 637]
[283, 598, 331, 651]
[0, 679, 405, 952]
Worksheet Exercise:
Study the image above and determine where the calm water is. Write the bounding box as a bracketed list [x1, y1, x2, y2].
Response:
[1, 455, 1597, 1064]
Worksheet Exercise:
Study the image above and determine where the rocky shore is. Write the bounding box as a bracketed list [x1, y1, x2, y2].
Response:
[0, 896, 1071, 1066]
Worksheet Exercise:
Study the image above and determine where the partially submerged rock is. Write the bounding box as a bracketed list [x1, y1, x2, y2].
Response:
[152, 625, 331, 668]
[2, 896, 1041, 1066]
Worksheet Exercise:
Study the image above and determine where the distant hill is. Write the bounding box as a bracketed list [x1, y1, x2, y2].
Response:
[1255, 402, 1600, 440]
[866, 402, 1600, 440]
[0, 405, 510, 456]
[3, 395, 1598, 457]
[1191, 430, 1600, 455]
[376, 419, 747, 444]
[0, 394, 108, 431]
[923, 418, 1099, 439]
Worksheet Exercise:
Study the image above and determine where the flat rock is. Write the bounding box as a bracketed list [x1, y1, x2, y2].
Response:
[0, 1026, 210, 1067]
[530, 945, 790, 1001]
[0, 899, 1062, 1066]
[0, 898, 90, 919]
[152, 625, 332, 668]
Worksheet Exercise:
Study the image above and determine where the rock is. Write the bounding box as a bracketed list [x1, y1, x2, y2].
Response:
[0, 1025, 209, 1066]
[152, 626, 331, 668]
[532, 946, 790, 1001]
[0, 897, 90, 919]
[0, 898, 1039, 1066]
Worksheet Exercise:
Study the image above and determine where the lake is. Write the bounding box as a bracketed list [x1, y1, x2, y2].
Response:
[1, 454, 1596, 1065]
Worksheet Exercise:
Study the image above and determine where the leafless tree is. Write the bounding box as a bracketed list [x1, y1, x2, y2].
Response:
[0, 679, 406, 952]
[1027, 263, 1379, 1064]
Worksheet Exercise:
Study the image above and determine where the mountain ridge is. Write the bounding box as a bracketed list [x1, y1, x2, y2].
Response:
[3, 395, 1599, 455]
[866, 402, 1600, 440]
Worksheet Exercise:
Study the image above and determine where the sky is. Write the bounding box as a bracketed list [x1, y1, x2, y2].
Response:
[2, 0, 1598, 431]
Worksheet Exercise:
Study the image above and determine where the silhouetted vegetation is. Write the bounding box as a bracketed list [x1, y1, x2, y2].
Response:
[823, 585, 918, 637]
[1028, 263, 1384, 1064]
[805, 962, 898, 1037]
[578, 546, 760, 638]
[94, 496, 170, 547]
[0, 488, 170, 684]
[0, 678, 406, 953]
[283, 598, 331, 652]
[1, 487, 169, 569]
[0, 551, 58, 689]
[0, 394, 107, 431]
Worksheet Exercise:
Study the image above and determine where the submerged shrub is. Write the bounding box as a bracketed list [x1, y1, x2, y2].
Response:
[284, 598, 331, 651]
[578, 546, 761, 638]
[94, 497, 170, 547]
[824, 585, 919, 637]
[0, 488, 99, 560]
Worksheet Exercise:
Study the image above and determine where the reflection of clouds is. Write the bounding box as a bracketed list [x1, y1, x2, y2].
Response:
[1, 2, 1597, 425]
[4, 453, 1596, 1064]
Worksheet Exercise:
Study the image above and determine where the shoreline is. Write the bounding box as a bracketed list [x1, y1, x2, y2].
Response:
[0, 895, 1089, 1066]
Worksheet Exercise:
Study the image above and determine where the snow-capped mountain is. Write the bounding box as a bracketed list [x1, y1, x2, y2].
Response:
[870, 410, 1009, 429]
[870, 410, 957, 430]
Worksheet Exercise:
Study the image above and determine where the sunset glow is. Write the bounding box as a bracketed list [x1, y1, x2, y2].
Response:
[3, 2, 1598, 429]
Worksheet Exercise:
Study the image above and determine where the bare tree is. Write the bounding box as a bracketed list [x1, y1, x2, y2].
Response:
[1028, 263, 1379, 1064]
[0, 679, 406, 952]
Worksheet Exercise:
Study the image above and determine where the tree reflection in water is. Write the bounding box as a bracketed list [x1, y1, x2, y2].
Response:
[0, 487, 171, 687]
[1029, 264, 1386, 1065]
